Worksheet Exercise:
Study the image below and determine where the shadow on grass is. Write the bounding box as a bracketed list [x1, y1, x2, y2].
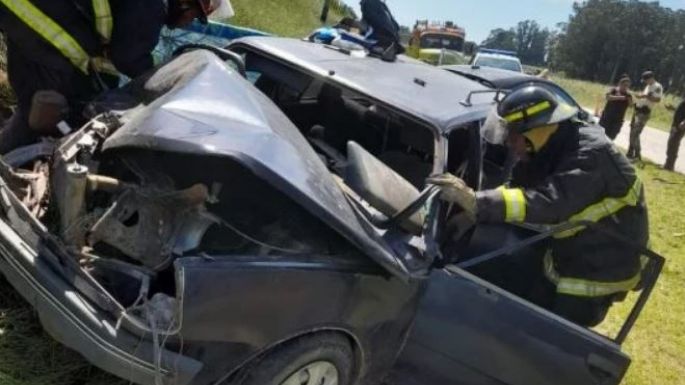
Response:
[0, 276, 126, 385]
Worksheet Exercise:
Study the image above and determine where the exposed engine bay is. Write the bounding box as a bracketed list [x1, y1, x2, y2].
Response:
[0, 111, 353, 333]
[0, 49, 425, 338]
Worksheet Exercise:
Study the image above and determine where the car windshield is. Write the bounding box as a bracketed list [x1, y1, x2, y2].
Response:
[420, 33, 464, 51]
[475, 56, 522, 72]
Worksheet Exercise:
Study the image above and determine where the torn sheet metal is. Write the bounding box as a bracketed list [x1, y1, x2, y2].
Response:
[88, 184, 216, 270]
[101, 50, 411, 279]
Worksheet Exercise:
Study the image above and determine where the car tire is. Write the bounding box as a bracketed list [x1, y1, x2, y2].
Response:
[234, 333, 355, 385]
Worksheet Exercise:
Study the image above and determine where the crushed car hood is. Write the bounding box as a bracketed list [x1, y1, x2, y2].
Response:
[102, 50, 411, 279]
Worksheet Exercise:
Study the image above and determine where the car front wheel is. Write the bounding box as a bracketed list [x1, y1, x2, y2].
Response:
[234, 333, 355, 385]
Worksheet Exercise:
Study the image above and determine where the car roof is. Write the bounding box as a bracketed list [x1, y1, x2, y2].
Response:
[229, 37, 493, 132]
[441, 64, 546, 89]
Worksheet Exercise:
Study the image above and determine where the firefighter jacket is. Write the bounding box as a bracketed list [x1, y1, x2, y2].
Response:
[0, 0, 165, 109]
[476, 121, 649, 298]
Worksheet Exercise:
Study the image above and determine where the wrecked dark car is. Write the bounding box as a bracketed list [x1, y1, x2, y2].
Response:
[0, 36, 663, 385]
[227, 37, 663, 385]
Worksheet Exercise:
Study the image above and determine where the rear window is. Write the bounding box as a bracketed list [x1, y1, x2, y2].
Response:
[475, 56, 522, 73]
[420, 33, 465, 51]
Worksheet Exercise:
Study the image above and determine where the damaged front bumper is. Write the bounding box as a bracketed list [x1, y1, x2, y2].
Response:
[0, 185, 203, 385]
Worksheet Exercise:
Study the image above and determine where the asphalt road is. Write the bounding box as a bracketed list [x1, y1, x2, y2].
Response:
[613, 122, 684, 173]
[583, 108, 685, 173]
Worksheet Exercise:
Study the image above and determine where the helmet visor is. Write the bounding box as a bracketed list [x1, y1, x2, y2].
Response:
[481, 108, 509, 145]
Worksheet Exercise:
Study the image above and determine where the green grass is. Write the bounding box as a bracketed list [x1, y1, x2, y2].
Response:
[230, 0, 345, 37]
[551, 75, 682, 132]
[595, 163, 685, 385]
[0, 279, 126, 385]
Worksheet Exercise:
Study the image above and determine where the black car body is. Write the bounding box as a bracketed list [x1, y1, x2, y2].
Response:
[0, 37, 662, 385]
[441, 64, 593, 122]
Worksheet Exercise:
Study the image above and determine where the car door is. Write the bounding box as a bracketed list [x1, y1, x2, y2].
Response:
[393, 267, 630, 385]
[391, 223, 663, 385]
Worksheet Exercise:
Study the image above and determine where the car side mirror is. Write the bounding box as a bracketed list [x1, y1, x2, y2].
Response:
[344, 141, 428, 235]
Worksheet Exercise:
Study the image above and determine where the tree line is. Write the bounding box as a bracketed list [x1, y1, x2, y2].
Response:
[481, 20, 551, 67]
[481, 0, 685, 95]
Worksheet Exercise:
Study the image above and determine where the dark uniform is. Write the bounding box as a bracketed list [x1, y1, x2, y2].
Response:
[665, 101, 685, 170]
[476, 121, 648, 326]
[360, 0, 404, 60]
[599, 87, 632, 140]
[0, 0, 166, 153]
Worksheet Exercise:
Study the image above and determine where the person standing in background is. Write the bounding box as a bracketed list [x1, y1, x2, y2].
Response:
[599, 75, 633, 140]
[664, 100, 685, 171]
[627, 71, 663, 160]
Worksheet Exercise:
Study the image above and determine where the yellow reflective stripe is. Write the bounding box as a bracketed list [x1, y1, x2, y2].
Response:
[92, 0, 113, 43]
[500, 188, 526, 222]
[544, 253, 641, 297]
[526, 100, 552, 116]
[0, 0, 90, 73]
[557, 275, 641, 297]
[503, 101, 553, 123]
[555, 178, 643, 239]
[503, 111, 524, 123]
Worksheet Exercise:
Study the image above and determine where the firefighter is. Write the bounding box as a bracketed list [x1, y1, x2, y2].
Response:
[429, 86, 649, 327]
[0, 0, 233, 154]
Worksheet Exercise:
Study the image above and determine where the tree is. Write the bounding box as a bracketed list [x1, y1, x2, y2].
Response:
[481, 21, 550, 66]
[481, 28, 516, 52]
[551, 0, 685, 94]
[514, 20, 550, 66]
[514, 20, 538, 57]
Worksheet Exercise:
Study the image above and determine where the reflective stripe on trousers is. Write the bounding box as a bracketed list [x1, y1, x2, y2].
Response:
[0, 0, 114, 74]
[544, 252, 642, 297]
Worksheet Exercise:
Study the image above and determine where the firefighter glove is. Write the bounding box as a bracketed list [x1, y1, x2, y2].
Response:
[427, 173, 477, 219]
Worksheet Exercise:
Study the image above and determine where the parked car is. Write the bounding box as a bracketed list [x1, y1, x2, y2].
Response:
[0, 36, 662, 385]
[469, 49, 523, 73]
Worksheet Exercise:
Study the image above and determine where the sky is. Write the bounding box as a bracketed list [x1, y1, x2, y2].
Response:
[342, 0, 685, 43]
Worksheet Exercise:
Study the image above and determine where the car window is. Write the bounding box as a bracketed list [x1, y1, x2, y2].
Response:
[475, 56, 522, 72]
[237, 49, 436, 189]
[420, 33, 464, 51]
